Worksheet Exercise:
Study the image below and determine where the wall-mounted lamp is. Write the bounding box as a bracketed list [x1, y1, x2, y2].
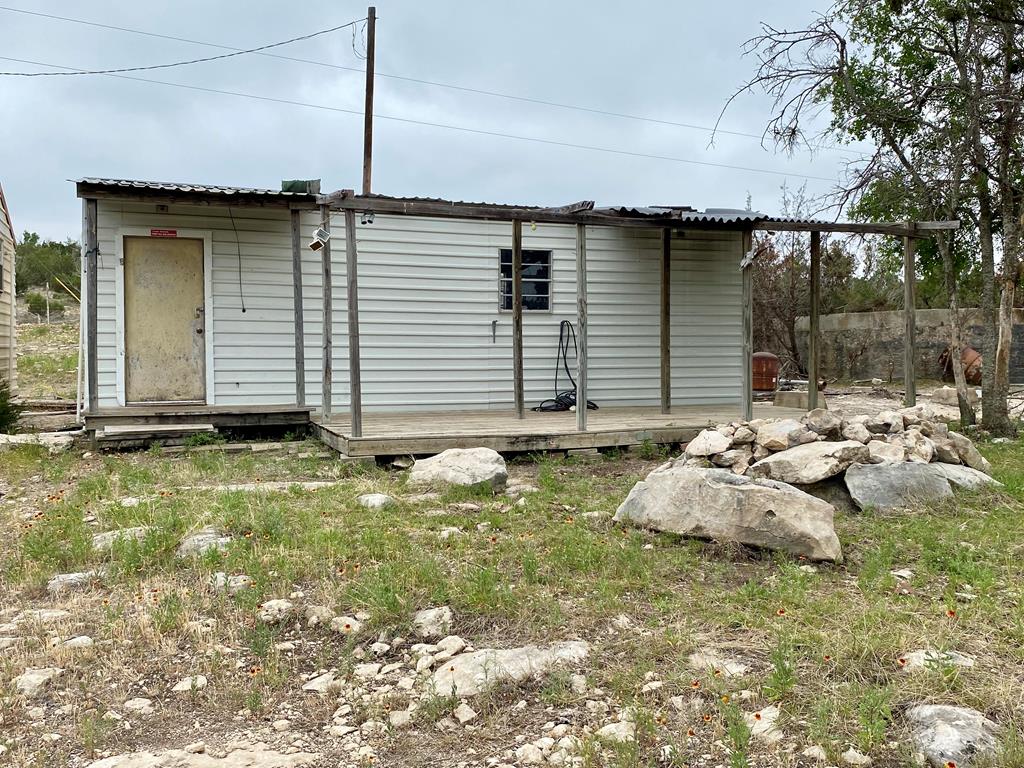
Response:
[361, 211, 375, 225]
[308, 226, 331, 251]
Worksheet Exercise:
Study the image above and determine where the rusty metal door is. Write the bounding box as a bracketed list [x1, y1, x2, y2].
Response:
[124, 236, 206, 403]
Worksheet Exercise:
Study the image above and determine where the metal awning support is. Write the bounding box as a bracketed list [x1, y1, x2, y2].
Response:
[808, 231, 821, 411]
[576, 223, 588, 432]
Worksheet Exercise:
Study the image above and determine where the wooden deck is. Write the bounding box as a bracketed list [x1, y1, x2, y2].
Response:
[313, 404, 806, 457]
[84, 404, 314, 432]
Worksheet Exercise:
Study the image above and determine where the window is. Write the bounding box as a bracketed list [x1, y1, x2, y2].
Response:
[499, 249, 552, 311]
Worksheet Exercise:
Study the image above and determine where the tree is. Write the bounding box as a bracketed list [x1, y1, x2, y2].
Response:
[15, 231, 81, 297]
[729, 0, 1024, 433]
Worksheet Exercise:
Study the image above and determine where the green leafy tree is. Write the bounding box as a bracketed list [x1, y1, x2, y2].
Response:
[0, 377, 22, 434]
[15, 231, 81, 296]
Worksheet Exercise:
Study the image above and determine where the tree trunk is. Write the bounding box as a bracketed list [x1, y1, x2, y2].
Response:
[937, 234, 976, 425]
[976, 179, 1005, 432]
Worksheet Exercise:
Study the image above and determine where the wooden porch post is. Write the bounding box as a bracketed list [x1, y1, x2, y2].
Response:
[903, 229, 918, 406]
[660, 229, 671, 414]
[320, 204, 333, 420]
[741, 230, 754, 421]
[290, 209, 306, 407]
[575, 223, 588, 432]
[84, 198, 99, 415]
[808, 230, 821, 411]
[512, 219, 525, 419]
[345, 208, 363, 437]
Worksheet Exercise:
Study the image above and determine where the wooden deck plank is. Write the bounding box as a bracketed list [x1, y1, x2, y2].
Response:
[314, 404, 804, 457]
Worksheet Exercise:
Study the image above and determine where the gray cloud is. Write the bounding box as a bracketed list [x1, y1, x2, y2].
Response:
[1, 0, 863, 239]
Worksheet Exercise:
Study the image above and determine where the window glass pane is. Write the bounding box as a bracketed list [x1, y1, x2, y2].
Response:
[500, 262, 512, 279]
[498, 249, 552, 311]
[521, 262, 549, 279]
[524, 294, 548, 310]
[523, 280, 549, 298]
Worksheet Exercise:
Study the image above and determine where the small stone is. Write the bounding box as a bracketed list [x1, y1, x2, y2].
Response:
[210, 572, 253, 595]
[435, 635, 467, 655]
[62, 635, 94, 649]
[330, 616, 363, 636]
[570, 674, 587, 694]
[684, 429, 732, 457]
[370, 641, 391, 657]
[176, 527, 231, 559]
[171, 675, 207, 693]
[802, 744, 827, 762]
[14, 667, 64, 697]
[353, 662, 382, 680]
[453, 702, 478, 724]
[595, 721, 635, 743]
[744, 704, 782, 744]
[898, 649, 975, 673]
[413, 606, 453, 639]
[302, 671, 336, 693]
[91, 526, 151, 553]
[841, 747, 872, 766]
[515, 744, 545, 764]
[389, 709, 413, 729]
[47, 570, 102, 595]
[258, 599, 295, 625]
[272, 719, 291, 732]
[123, 697, 155, 715]
[357, 493, 395, 510]
[184, 741, 206, 754]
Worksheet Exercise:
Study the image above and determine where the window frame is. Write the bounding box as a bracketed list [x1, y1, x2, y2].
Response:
[497, 248, 553, 313]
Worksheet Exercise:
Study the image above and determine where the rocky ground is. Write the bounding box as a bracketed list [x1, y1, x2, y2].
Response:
[2, 391, 1024, 767]
[14, 320, 79, 402]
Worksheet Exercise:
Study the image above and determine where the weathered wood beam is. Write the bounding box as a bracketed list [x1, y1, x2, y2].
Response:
[808, 231, 821, 411]
[345, 209, 363, 437]
[904, 232, 918, 406]
[84, 198, 99, 414]
[576, 223, 588, 432]
[755, 220, 959, 237]
[290, 209, 306, 407]
[320, 204, 333, 420]
[661, 229, 671, 415]
[512, 220, 525, 420]
[741, 231, 754, 421]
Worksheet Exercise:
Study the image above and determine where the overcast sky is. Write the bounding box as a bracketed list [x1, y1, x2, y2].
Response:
[0, 0, 861, 241]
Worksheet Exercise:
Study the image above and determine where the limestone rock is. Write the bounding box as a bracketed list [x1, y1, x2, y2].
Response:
[176, 527, 231, 559]
[301, 671, 336, 694]
[845, 463, 953, 512]
[841, 747, 872, 766]
[867, 440, 906, 464]
[0, 431, 74, 455]
[905, 704, 998, 768]
[898, 649, 975, 673]
[171, 675, 207, 693]
[357, 493, 394, 510]
[595, 721, 635, 743]
[749, 440, 870, 485]
[732, 426, 756, 444]
[210, 572, 253, 596]
[927, 463, 1003, 491]
[413, 606, 453, 639]
[901, 428, 935, 464]
[932, 385, 979, 407]
[866, 410, 903, 435]
[515, 744, 545, 764]
[684, 429, 731, 457]
[428, 641, 589, 697]
[47, 570, 102, 595]
[123, 697, 155, 715]
[688, 650, 749, 678]
[85, 745, 318, 767]
[931, 436, 961, 465]
[409, 448, 508, 492]
[613, 466, 842, 562]
[92, 526, 150, 553]
[453, 702, 477, 724]
[841, 422, 872, 444]
[744, 704, 782, 744]
[949, 432, 992, 475]
[804, 408, 842, 438]
[14, 667, 63, 697]
[754, 419, 808, 451]
[258, 600, 295, 625]
[794, 477, 858, 515]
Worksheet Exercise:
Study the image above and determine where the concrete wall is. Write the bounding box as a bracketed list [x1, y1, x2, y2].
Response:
[795, 308, 1024, 383]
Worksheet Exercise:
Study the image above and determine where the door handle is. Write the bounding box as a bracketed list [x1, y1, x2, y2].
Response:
[491, 319, 497, 343]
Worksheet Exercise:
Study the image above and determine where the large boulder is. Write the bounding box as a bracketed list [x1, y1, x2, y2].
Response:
[932, 385, 979, 407]
[905, 704, 998, 768]
[749, 440, 870, 485]
[865, 410, 904, 435]
[867, 440, 906, 464]
[408, 448, 508, 492]
[753, 419, 809, 452]
[803, 408, 842, 439]
[948, 432, 992, 475]
[926, 463, 1003, 492]
[428, 641, 589, 697]
[845, 463, 953, 512]
[613, 466, 842, 562]
[841, 421, 872, 444]
[684, 429, 732, 458]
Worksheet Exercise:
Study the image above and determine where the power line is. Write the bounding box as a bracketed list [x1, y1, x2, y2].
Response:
[0, 55, 841, 183]
[0, 4, 867, 157]
[0, 15, 365, 76]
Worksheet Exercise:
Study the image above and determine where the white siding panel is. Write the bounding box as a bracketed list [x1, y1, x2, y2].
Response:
[91, 203, 743, 413]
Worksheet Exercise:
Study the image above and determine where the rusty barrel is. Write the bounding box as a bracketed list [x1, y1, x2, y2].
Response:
[752, 351, 780, 391]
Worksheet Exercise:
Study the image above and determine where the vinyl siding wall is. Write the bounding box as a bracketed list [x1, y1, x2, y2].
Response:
[0, 207, 14, 390]
[89, 201, 743, 411]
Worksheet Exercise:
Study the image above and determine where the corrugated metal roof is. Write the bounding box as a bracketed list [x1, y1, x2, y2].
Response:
[75, 177, 316, 198]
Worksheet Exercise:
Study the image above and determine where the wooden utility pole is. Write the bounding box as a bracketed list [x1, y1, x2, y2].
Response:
[512, 220, 525, 420]
[362, 6, 377, 196]
[903, 230, 918, 406]
[808, 230, 821, 410]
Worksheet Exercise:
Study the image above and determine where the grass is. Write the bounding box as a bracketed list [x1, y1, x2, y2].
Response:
[2, 436, 1024, 765]
[15, 320, 79, 400]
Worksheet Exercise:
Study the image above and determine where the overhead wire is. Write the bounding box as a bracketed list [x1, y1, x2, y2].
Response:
[0, 4, 867, 158]
[0, 15, 366, 76]
[0, 54, 841, 183]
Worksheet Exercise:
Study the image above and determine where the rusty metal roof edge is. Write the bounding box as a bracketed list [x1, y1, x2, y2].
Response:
[74, 177, 318, 199]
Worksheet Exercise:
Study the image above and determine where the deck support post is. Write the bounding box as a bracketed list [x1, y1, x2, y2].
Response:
[320, 204, 333, 420]
[345, 209, 363, 438]
[84, 197, 99, 415]
[290, 209, 306, 407]
[575, 223, 588, 432]
[903, 230, 917, 406]
[512, 219, 525, 420]
[660, 229, 671, 414]
[808, 231, 821, 411]
[741, 230, 754, 421]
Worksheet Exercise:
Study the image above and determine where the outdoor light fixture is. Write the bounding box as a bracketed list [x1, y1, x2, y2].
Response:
[308, 226, 331, 251]
[361, 211, 375, 225]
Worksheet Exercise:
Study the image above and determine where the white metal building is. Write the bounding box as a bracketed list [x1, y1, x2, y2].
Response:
[0, 183, 15, 391]
[77, 178, 792, 454]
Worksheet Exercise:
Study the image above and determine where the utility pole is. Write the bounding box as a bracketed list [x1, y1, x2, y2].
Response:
[362, 6, 376, 196]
